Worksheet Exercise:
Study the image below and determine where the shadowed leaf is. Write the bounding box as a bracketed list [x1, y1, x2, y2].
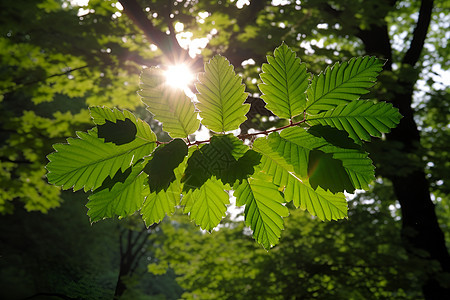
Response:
[182, 135, 259, 190]
[308, 149, 354, 193]
[144, 139, 188, 193]
[97, 118, 137, 145]
[94, 166, 133, 193]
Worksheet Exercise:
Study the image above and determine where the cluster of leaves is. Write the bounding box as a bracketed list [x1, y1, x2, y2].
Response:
[46, 43, 401, 248]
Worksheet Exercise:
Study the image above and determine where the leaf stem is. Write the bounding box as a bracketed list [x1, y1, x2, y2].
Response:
[237, 117, 307, 140]
[160, 115, 307, 147]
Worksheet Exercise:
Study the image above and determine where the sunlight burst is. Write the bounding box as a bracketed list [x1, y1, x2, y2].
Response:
[164, 64, 194, 90]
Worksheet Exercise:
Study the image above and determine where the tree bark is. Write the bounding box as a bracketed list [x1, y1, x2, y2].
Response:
[358, 0, 450, 298]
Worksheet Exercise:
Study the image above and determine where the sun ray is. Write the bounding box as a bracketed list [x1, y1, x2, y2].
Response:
[164, 64, 194, 91]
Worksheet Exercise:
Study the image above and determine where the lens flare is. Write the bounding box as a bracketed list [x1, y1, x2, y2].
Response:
[164, 64, 194, 90]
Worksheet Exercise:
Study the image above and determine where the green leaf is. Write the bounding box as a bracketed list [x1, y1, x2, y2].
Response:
[196, 55, 250, 132]
[279, 126, 375, 192]
[139, 67, 200, 138]
[142, 156, 186, 226]
[258, 43, 309, 119]
[46, 108, 157, 191]
[143, 139, 188, 193]
[97, 118, 137, 145]
[253, 136, 348, 220]
[182, 177, 229, 231]
[306, 57, 384, 114]
[307, 100, 402, 142]
[90, 106, 156, 143]
[284, 181, 348, 221]
[182, 134, 259, 189]
[86, 162, 147, 222]
[141, 178, 181, 227]
[234, 173, 289, 249]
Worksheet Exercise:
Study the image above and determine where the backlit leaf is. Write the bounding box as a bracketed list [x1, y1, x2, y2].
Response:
[182, 177, 229, 231]
[307, 100, 402, 142]
[142, 155, 186, 226]
[196, 55, 250, 132]
[141, 176, 181, 227]
[86, 162, 147, 222]
[258, 43, 309, 119]
[139, 67, 200, 138]
[277, 126, 374, 192]
[234, 173, 289, 249]
[46, 108, 157, 191]
[306, 57, 384, 114]
[253, 136, 348, 220]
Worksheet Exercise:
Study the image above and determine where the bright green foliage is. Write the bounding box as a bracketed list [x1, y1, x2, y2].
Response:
[46, 107, 157, 192]
[141, 168, 182, 227]
[279, 126, 375, 191]
[259, 43, 309, 119]
[86, 162, 147, 222]
[139, 67, 200, 138]
[182, 177, 230, 231]
[252, 135, 348, 221]
[196, 55, 250, 132]
[306, 57, 385, 114]
[46, 44, 401, 248]
[234, 173, 289, 249]
[307, 100, 402, 142]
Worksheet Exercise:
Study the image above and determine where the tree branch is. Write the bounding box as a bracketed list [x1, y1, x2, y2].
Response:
[402, 0, 434, 66]
[186, 114, 307, 147]
[1, 65, 90, 95]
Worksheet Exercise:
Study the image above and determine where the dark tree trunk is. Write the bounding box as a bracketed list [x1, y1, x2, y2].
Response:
[357, 0, 450, 298]
[114, 226, 152, 298]
[387, 80, 450, 299]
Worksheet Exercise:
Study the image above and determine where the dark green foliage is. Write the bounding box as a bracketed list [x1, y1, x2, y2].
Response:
[182, 135, 260, 189]
[97, 118, 137, 145]
[95, 166, 133, 193]
[308, 149, 354, 193]
[144, 139, 188, 193]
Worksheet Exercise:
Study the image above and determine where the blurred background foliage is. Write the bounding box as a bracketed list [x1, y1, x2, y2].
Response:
[0, 0, 449, 298]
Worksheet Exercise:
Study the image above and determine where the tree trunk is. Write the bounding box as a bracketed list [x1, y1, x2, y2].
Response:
[387, 81, 450, 298]
[357, 0, 450, 297]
